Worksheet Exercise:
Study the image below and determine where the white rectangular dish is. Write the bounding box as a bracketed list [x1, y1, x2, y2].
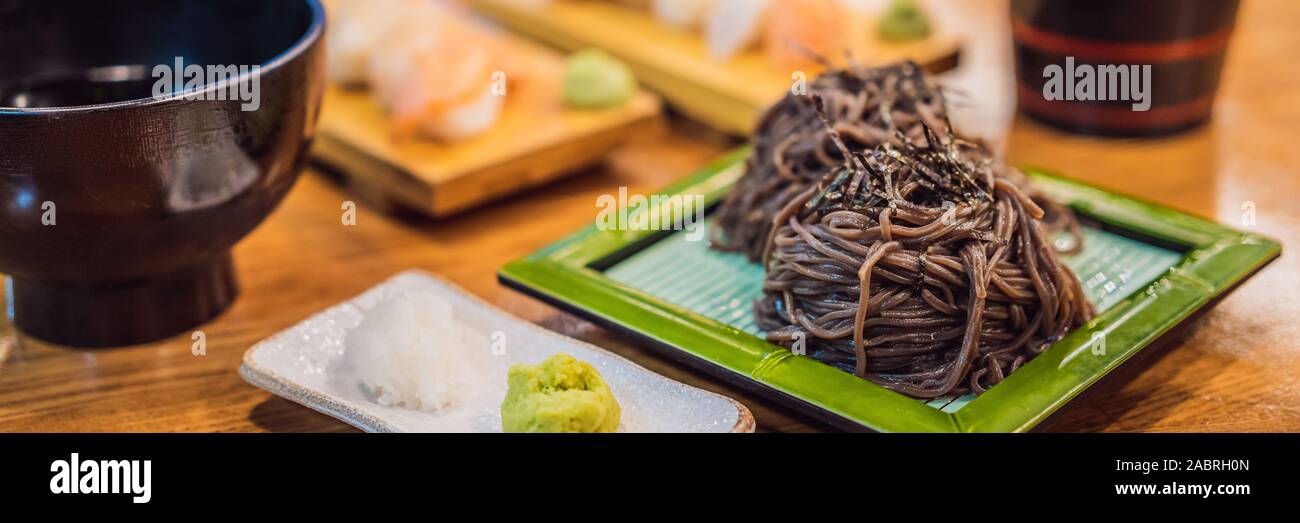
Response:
[240, 270, 754, 433]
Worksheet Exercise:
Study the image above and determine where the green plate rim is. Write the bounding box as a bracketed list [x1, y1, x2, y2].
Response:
[498, 148, 1282, 432]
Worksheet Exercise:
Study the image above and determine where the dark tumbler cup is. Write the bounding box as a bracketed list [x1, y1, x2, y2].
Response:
[1012, 0, 1239, 137]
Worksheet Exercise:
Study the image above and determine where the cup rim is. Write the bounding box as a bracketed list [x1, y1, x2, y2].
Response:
[0, 0, 326, 116]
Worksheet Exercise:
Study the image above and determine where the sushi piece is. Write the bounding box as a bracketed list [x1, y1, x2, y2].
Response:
[763, 0, 846, 69]
[652, 0, 713, 30]
[418, 84, 506, 143]
[370, 32, 505, 141]
[322, 0, 403, 85]
[362, 1, 449, 113]
[705, 0, 771, 62]
[329, 0, 526, 141]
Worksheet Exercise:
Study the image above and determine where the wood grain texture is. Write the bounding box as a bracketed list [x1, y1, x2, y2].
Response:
[313, 34, 662, 217]
[1, 0, 1298, 432]
[468, 0, 961, 134]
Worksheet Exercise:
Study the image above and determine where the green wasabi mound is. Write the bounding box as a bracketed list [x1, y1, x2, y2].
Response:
[563, 49, 636, 109]
[879, 0, 931, 42]
[501, 353, 621, 433]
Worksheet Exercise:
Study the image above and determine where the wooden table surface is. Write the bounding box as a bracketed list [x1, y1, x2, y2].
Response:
[2, 0, 1298, 432]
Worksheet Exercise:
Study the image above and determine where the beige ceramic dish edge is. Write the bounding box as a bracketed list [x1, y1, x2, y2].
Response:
[240, 270, 755, 433]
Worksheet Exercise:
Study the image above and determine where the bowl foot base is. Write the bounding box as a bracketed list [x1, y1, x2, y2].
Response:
[9, 254, 238, 348]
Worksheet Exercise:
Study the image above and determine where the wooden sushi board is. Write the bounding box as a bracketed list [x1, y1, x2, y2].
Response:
[468, 0, 961, 135]
[313, 38, 662, 218]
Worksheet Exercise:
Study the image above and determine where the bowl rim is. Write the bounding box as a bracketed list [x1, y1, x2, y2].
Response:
[0, 0, 326, 115]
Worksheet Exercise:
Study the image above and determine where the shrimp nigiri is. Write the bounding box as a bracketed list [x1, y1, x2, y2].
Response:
[705, 0, 771, 62]
[762, 0, 845, 70]
[322, 0, 402, 85]
[373, 40, 503, 141]
[332, 0, 525, 141]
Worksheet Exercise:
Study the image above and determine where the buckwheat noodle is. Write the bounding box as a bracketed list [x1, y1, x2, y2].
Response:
[716, 62, 1093, 398]
[712, 61, 1082, 261]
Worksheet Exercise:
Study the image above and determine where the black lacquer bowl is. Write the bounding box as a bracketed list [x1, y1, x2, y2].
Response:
[0, 0, 326, 347]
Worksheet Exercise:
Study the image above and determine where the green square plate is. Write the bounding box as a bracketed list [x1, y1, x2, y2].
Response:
[498, 149, 1281, 432]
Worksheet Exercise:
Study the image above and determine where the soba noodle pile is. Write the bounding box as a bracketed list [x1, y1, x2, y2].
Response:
[715, 62, 1093, 398]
